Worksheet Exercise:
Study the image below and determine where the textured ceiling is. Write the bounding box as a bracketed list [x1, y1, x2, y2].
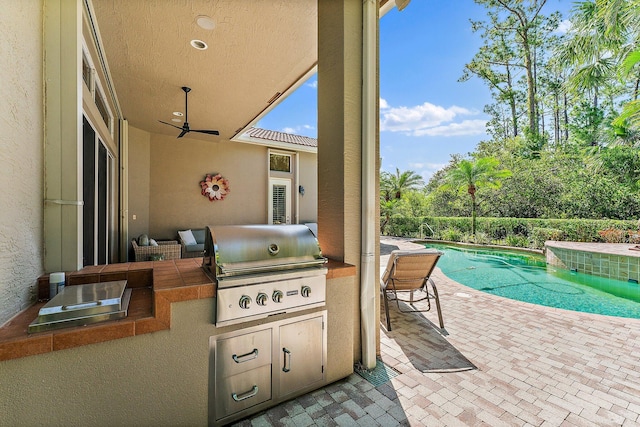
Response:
[90, 0, 317, 141]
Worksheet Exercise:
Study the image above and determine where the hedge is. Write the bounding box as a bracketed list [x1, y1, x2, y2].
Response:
[383, 216, 638, 248]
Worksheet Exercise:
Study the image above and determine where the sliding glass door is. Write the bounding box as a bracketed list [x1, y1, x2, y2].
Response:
[83, 116, 112, 266]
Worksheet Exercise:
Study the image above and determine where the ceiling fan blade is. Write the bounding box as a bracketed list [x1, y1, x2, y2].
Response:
[177, 129, 188, 138]
[192, 129, 220, 136]
[158, 120, 183, 130]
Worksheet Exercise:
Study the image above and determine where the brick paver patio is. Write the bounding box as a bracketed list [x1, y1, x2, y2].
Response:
[234, 238, 640, 426]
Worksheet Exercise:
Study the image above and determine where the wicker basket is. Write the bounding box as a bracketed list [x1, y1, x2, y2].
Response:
[131, 239, 181, 261]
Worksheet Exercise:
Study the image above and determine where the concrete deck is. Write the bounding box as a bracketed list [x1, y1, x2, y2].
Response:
[546, 240, 640, 257]
[233, 237, 640, 426]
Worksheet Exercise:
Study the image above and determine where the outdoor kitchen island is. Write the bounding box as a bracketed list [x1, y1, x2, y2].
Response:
[0, 257, 356, 426]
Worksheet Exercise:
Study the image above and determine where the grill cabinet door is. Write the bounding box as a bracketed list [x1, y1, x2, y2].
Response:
[278, 315, 324, 397]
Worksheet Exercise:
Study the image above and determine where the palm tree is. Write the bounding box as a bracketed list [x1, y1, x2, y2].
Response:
[380, 198, 398, 234]
[556, 0, 637, 108]
[381, 168, 424, 201]
[441, 157, 512, 236]
[559, 0, 640, 141]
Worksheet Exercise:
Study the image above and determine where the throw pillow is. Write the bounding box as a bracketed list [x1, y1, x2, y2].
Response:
[178, 229, 197, 246]
[138, 234, 149, 246]
[149, 239, 159, 246]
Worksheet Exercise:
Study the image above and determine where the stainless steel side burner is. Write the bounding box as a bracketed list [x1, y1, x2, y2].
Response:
[28, 280, 131, 333]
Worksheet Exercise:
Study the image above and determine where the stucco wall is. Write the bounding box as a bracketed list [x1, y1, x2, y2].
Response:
[0, 1, 43, 325]
[127, 126, 151, 244]
[147, 133, 269, 240]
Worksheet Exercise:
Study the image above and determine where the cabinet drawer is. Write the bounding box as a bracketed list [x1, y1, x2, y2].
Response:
[215, 364, 272, 420]
[216, 328, 271, 377]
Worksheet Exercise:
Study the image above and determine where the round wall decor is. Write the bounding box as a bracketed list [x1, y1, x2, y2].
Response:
[200, 173, 230, 201]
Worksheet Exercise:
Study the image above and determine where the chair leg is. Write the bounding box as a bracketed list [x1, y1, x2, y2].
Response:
[430, 280, 444, 329]
[382, 290, 392, 331]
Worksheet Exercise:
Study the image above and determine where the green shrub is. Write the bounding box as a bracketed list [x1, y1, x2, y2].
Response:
[531, 227, 566, 249]
[505, 234, 530, 248]
[597, 228, 627, 243]
[440, 228, 462, 242]
[461, 232, 491, 244]
[385, 216, 637, 244]
[473, 232, 491, 245]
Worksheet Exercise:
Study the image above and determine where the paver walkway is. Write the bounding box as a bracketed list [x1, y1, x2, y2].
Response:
[234, 237, 640, 426]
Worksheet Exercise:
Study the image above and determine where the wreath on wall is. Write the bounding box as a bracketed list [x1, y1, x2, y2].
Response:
[200, 173, 230, 201]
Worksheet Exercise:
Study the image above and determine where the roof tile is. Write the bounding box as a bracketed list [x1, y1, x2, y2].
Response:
[244, 127, 317, 148]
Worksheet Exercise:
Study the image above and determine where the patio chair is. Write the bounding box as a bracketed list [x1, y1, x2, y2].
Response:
[131, 239, 181, 262]
[380, 249, 444, 331]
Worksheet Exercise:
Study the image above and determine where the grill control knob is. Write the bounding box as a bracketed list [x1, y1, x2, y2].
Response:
[272, 290, 284, 303]
[301, 285, 311, 298]
[256, 292, 268, 306]
[239, 295, 252, 309]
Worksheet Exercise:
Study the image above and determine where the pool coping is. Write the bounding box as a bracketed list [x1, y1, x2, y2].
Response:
[415, 239, 544, 255]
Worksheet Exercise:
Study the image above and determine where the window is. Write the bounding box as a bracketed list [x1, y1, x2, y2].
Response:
[269, 178, 291, 224]
[268, 150, 296, 224]
[82, 43, 113, 135]
[270, 153, 291, 172]
[94, 88, 110, 128]
[272, 185, 287, 223]
[82, 52, 92, 88]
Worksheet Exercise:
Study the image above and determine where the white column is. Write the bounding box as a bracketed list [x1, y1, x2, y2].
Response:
[44, 0, 83, 272]
[360, 0, 379, 370]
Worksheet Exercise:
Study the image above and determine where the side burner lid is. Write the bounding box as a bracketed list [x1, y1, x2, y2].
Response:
[28, 281, 131, 333]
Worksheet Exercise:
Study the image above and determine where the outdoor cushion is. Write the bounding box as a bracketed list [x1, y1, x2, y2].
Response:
[192, 228, 206, 244]
[186, 243, 205, 253]
[179, 228, 207, 257]
[138, 234, 149, 246]
[178, 229, 197, 246]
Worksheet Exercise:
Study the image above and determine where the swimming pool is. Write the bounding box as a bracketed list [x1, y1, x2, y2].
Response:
[424, 243, 640, 319]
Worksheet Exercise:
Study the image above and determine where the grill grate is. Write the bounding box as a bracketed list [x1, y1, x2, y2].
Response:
[355, 358, 400, 387]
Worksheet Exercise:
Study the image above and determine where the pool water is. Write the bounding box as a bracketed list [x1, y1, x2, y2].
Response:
[424, 243, 640, 319]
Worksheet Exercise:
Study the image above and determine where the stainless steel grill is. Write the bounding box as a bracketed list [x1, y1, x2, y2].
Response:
[202, 224, 327, 327]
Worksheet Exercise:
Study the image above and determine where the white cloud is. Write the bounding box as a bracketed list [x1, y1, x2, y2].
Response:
[306, 80, 318, 89]
[380, 98, 389, 109]
[281, 125, 316, 136]
[555, 19, 572, 34]
[409, 162, 445, 171]
[405, 162, 447, 182]
[380, 101, 485, 137]
[413, 119, 487, 137]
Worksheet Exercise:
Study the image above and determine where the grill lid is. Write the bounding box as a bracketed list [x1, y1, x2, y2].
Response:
[28, 281, 131, 333]
[203, 224, 326, 278]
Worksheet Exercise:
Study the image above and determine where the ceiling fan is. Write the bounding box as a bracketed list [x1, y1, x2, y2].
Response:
[159, 86, 219, 138]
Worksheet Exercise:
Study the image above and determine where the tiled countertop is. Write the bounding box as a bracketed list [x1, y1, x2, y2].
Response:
[0, 258, 354, 362]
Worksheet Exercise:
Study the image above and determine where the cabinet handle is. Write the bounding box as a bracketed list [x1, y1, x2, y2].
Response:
[232, 348, 259, 363]
[231, 385, 259, 402]
[282, 347, 291, 373]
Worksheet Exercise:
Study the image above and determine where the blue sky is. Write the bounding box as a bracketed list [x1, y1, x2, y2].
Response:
[257, 0, 574, 182]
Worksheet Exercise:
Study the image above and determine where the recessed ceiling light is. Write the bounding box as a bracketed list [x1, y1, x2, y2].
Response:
[171, 118, 182, 123]
[196, 15, 215, 30]
[191, 39, 208, 50]
[173, 111, 183, 117]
